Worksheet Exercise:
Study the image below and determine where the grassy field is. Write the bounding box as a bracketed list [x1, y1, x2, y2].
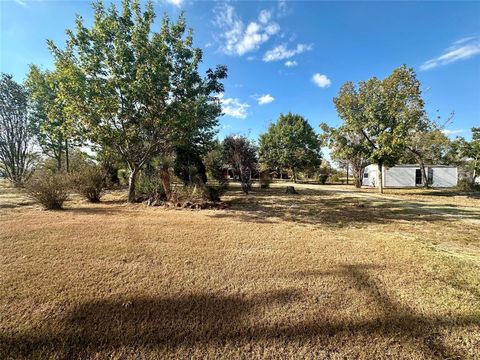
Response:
[1, 181, 479, 359]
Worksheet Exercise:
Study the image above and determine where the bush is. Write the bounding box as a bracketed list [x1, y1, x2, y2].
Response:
[318, 174, 328, 185]
[136, 172, 165, 199]
[457, 178, 480, 192]
[259, 171, 272, 189]
[204, 147, 228, 189]
[330, 174, 340, 183]
[25, 171, 70, 210]
[70, 165, 106, 202]
[117, 169, 129, 186]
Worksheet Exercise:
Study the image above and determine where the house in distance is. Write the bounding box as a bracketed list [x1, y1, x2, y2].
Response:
[362, 164, 458, 188]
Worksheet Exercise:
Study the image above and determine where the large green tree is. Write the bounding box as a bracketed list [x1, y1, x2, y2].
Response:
[49, 0, 226, 202]
[259, 113, 322, 183]
[0, 74, 36, 185]
[334, 65, 425, 193]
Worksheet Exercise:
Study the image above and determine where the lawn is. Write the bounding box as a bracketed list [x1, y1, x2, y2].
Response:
[1, 182, 479, 359]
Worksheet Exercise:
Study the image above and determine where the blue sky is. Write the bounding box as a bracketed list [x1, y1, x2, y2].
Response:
[1, 0, 479, 147]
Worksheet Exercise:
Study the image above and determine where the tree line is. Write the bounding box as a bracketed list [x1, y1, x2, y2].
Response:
[1, 0, 479, 203]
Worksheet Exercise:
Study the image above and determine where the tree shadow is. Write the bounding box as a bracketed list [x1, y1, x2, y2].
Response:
[213, 187, 480, 227]
[2, 265, 478, 359]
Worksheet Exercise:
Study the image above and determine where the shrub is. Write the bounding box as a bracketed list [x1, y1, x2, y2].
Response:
[136, 172, 165, 199]
[25, 171, 70, 210]
[70, 165, 106, 202]
[117, 169, 129, 186]
[330, 174, 340, 183]
[204, 147, 228, 189]
[259, 171, 272, 189]
[318, 174, 328, 185]
[457, 178, 480, 192]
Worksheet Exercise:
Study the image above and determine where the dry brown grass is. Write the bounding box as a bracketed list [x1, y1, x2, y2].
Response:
[1, 181, 479, 359]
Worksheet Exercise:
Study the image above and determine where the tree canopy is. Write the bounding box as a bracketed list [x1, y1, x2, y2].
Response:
[334, 65, 425, 192]
[259, 112, 322, 182]
[48, 0, 227, 201]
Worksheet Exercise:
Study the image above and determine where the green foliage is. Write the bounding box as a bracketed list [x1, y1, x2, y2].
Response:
[26, 65, 82, 172]
[0, 73, 36, 186]
[457, 178, 480, 192]
[204, 143, 228, 188]
[334, 65, 425, 192]
[25, 170, 70, 210]
[222, 135, 257, 194]
[320, 122, 369, 188]
[259, 113, 322, 182]
[48, 0, 227, 202]
[450, 128, 480, 184]
[70, 164, 106, 202]
[173, 145, 207, 185]
[136, 172, 165, 199]
[318, 174, 328, 185]
[117, 169, 129, 186]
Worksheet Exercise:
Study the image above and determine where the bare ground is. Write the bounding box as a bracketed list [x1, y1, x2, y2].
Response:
[1, 182, 479, 359]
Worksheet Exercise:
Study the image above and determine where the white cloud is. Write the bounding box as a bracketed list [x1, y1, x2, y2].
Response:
[312, 73, 331, 88]
[262, 43, 312, 62]
[213, 4, 280, 56]
[258, 10, 271, 24]
[217, 93, 249, 119]
[256, 94, 275, 105]
[284, 60, 297, 67]
[442, 129, 464, 136]
[420, 36, 480, 70]
[164, 0, 183, 7]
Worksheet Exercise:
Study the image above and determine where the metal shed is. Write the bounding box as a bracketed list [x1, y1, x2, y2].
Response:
[362, 164, 457, 188]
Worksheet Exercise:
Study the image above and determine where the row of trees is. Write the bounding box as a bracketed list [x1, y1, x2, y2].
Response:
[1, 0, 227, 203]
[0, 1, 478, 200]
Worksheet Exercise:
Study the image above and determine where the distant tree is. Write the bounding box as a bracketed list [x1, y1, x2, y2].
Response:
[259, 113, 322, 183]
[320, 122, 370, 188]
[26, 65, 82, 172]
[0, 74, 36, 185]
[48, 0, 226, 202]
[450, 128, 480, 185]
[222, 135, 257, 194]
[402, 120, 451, 187]
[334, 65, 425, 193]
[204, 141, 227, 187]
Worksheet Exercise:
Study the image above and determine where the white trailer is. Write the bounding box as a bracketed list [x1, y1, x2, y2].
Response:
[362, 164, 457, 188]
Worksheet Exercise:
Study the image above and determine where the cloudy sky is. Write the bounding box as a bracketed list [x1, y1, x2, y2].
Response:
[1, 0, 479, 144]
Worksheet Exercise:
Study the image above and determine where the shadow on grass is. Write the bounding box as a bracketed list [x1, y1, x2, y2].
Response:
[2, 265, 478, 359]
[212, 187, 480, 227]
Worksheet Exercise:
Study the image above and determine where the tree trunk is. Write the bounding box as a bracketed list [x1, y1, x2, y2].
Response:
[292, 167, 297, 183]
[346, 164, 349, 185]
[472, 157, 478, 186]
[419, 160, 428, 189]
[128, 168, 138, 203]
[377, 162, 383, 194]
[160, 164, 171, 200]
[56, 152, 62, 172]
[65, 139, 70, 173]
